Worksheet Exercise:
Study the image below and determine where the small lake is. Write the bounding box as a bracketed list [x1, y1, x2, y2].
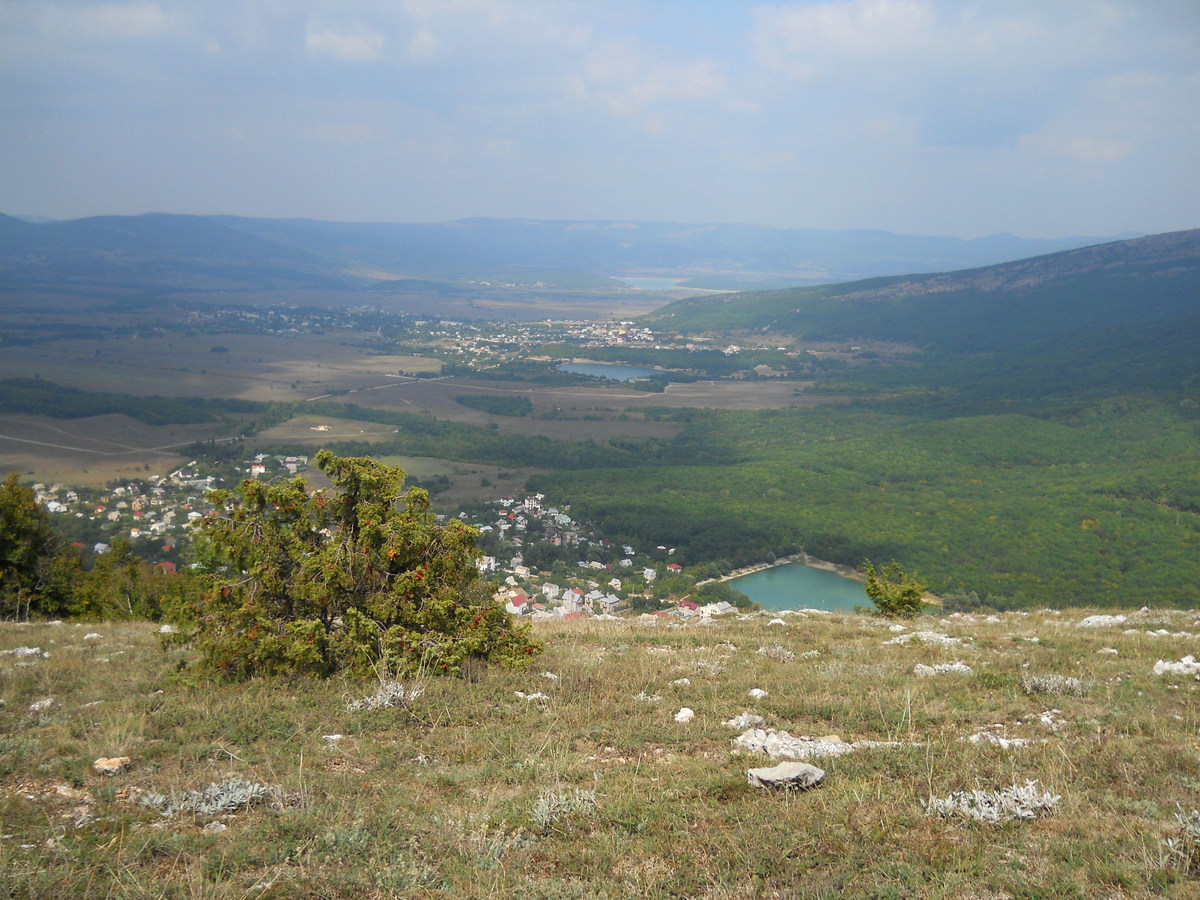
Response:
[617, 276, 684, 291]
[729, 562, 866, 612]
[557, 362, 660, 382]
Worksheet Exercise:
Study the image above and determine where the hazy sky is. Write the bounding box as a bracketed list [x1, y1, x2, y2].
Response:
[2, 0, 1197, 238]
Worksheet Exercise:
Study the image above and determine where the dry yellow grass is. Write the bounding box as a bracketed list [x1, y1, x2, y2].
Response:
[2, 608, 1198, 897]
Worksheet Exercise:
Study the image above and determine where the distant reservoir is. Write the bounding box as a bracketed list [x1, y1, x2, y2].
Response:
[557, 362, 660, 382]
[616, 276, 684, 291]
[728, 562, 866, 613]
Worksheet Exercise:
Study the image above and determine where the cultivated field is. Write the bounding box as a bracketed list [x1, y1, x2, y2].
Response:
[0, 414, 230, 487]
[2, 609, 1198, 897]
[0, 333, 444, 402]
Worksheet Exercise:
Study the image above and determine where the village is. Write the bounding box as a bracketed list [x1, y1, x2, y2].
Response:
[30, 451, 741, 621]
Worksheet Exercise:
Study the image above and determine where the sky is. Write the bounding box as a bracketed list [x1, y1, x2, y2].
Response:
[1, 0, 1197, 239]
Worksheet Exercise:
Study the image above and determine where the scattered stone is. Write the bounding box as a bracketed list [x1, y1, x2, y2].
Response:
[541, 672, 559, 681]
[926, 780, 1060, 823]
[636, 692, 662, 703]
[747, 761, 826, 791]
[724, 713, 765, 729]
[93, 756, 132, 775]
[914, 662, 973, 677]
[55, 785, 88, 801]
[28, 698, 53, 713]
[203, 822, 228, 834]
[985, 615, 1001, 624]
[967, 731, 1032, 750]
[889, 623, 907, 633]
[158, 624, 178, 635]
[884, 631, 963, 647]
[83, 633, 103, 642]
[675, 707, 695, 723]
[671, 677, 691, 686]
[322, 734, 342, 743]
[735, 728, 854, 760]
[768, 618, 786, 627]
[2, 647, 48, 659]
[515, 691, 548, 701]
[1098, 647, 1118, 655]
[800, 650, 820, 659]
[1154, 656, 1200, 677]
[749, 688, 768, 700]
[1078, 614, 1127, 628]
[1039, 709, 1063, 730]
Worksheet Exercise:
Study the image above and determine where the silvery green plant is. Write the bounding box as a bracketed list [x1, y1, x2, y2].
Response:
[1159, 806, 1200, 876]
[347, 679, 423, 712]
[532, 786, 597, 831]
[1020, 672, 1086, 697]
[757, 644, 796, 662]
[140, 779, 279, 817]
[925, 780, 1060, 823]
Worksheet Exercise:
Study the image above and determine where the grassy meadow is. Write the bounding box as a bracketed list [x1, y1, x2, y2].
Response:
[3, 609, 1199, 898]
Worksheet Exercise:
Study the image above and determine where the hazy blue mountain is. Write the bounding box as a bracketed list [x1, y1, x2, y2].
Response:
[0, 212, 1125, 292]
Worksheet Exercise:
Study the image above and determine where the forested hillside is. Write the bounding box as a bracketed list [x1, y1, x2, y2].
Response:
[645, 228, 1200, 358]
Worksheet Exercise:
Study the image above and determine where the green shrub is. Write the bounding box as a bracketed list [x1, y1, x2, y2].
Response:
[863, 559, 925, 619]
[169, 450, 540, 679]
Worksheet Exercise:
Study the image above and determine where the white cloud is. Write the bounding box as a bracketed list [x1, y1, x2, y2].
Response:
[1019, 133, 1135, 165]
[752, 0, 935, 79]
[305, 24, 385, 62]
[78, 1, 176, 38]
[579, 42, 726, 118]
[311, 122, 376, 145]
[407, 28, 438, 61]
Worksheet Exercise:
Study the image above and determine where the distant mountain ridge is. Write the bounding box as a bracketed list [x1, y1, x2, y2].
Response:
[0, 212, 1128, 293]
[644, 228, 1200, 408]
[645, 229, 1200, 350]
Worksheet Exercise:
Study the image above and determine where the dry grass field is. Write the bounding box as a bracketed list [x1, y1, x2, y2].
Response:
[0, 414, 230, 487]
[0, 333, 444, 402]
[3, 609, 1199, 898]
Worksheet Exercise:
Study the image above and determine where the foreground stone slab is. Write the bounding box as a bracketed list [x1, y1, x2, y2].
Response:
[93, 756, 132, 775]
[747, 761, 826, 790]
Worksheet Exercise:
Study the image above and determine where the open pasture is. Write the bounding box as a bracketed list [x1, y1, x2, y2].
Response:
[0, 332, 443, 403]
[308, 377, 843, 444]
[3, 609, 1199, 897]
[0, 414, 229, 486]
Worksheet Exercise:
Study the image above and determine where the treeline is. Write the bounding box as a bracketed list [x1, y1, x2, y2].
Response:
[309, 401, 748, 472]
[0, 378, 284, 428]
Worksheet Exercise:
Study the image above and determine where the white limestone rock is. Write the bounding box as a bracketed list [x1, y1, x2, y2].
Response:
[747, 761, 826, 791]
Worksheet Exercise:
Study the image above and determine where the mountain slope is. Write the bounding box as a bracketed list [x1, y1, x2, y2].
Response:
[645, 229, 1200, 352]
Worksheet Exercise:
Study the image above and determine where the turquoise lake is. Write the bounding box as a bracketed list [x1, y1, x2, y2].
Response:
[557, 362, 660, 381]
[728, 562, 866, 612]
